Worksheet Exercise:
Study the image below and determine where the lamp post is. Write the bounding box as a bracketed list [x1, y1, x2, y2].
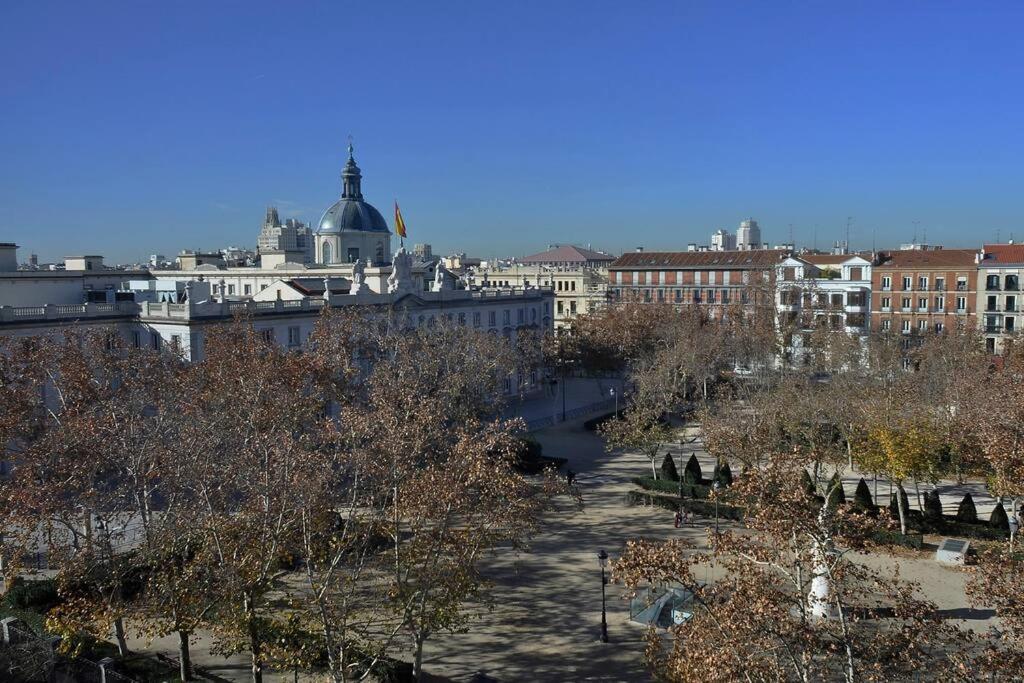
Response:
[597, 549, 609, 643]
[609, 387, 618, 418]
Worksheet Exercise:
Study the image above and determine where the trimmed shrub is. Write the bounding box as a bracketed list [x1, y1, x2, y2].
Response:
[956, 493, 979, 524]
[800, 470, 816, 497]
[923, 490, 944, 524]
[633, 476, 710, 499]
[4, 577, 60, 613]
[713, 461, 733, 488]
[990, 502, 1010, 532]
[684, 453, 703, 484]
[888, 485, 910, 521]
[826, 473, 846, 508]
[625, 490, 744, 521]
[869, 529, 924, 550]
[852, 478, 876, 514]
[660, 453, 680, 482]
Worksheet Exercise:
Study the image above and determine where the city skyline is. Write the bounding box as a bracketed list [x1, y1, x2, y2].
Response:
[2, 2, 1022, 263]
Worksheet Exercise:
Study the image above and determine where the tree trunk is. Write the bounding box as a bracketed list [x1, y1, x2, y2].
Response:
[113, 617, 130, 657]
[651, 453, 658, 480]
[413, 633, 426, 682]
[808, 503, 834, 621]
[178, 630, 192, 681]
[245, 593, 263, 683]
[896, 483, 908, 536]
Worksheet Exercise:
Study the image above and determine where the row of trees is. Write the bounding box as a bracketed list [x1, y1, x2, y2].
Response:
[0, 310, 559, 682]
[561, 299, 1024, 681]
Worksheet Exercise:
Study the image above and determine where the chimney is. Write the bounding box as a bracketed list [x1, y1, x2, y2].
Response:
[635, 246, 644, 253]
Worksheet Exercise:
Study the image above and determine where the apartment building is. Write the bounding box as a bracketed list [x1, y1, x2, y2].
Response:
[607, 249, 788, 307]
[871, 249, 979, 338]
[776, 254, 872, 364]
[977, 243, 1024, 354]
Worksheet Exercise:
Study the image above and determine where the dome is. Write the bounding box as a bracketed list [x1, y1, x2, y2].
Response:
[318, 198, 389, 234]
[316, 142, 391, 235]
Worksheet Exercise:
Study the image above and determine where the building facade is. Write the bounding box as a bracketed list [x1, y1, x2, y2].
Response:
[870, 248, 979, 338]
[976, 243, 1024, 354]
[257, 207, 314, 265]
[607, 249, 788, 307]
[471, 264, 608, 329]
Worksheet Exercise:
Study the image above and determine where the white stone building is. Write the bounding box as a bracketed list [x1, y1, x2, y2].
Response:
[776, 254, 872, 365]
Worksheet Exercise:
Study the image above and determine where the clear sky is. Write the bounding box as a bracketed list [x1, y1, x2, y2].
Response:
[1, 1, 1022, 264]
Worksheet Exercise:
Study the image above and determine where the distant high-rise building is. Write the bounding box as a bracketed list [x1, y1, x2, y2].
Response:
[413, 243, 434, 260]
[710, 229, 736, 251]
[257, 206, 314, 264]
[28, 253, 38, 267]
[737, 219, 762, 250]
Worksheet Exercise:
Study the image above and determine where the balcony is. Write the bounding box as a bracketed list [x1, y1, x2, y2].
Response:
[880, 306, 891, 313]
[985, 326, 1002, 334]
[956, 283, 967, 292]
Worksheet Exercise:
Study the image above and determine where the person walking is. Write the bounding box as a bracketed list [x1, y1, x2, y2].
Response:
[1010, 508, 1021, 548]
[674, 510, 682, 528]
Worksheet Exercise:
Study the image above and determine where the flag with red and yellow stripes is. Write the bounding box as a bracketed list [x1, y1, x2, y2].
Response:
[394, 201, 407, 239]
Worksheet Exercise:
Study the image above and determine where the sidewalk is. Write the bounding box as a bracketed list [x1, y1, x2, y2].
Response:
[504, 377, 624, 430]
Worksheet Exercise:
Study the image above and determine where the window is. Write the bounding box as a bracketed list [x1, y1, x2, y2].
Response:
[458, 312, 466, 325]
[212, 284, 219, 294]
[918, 319, 928, 331]
[987, 274, 1001, 290]
[902, 276, 912, 290]
[244, 284, 252, 296]
[694, 271, 702, 285]
[151, 332, 161, 350]
[170, 334, 182, 351]
[260, 328, 274, 343]
[935, 322, 944, 333]
[674, 289, 682, 302]
[918, 276, 928, 290]
[881, 319, 891, 331]
[957, 296, 967, 312]
[721, 290, 730, 304]
[1007, 317, 1016, 332]
[657, 289, 665, 301]
[850, 266, 863, 280]
[347, 247, 359, 262]
[936, 296, 945, 310]
[881, 276, 892, 290]
[1007, 296, 1017, 312]
[571, 281, 576, 291]
[228, 284, 236, 295]
[987, 295, 998, 312]
[489, 311, 497, 327]
[956, 277, 968, 291]
[901, 320, 911, 333]
[901, 297, 911, 311]
[473, 312, 481, 327]
[706, 289, 716, 304]
[132, 331, 141, 349]
[261, 284, 268, 291]
[288, 326, 301, 346]
[570, 301, 577, 314]
[1007, 274, 1020, 291]
[881, 296, 891, 310]
[503, 310, 511, 326]
[830, 293, 843, 307]
[708, 271, 716, 285]
[918, 297, 927, 311]
[935, 277, 945, 291]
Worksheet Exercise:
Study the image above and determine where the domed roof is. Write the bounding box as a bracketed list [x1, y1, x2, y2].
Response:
[319, 198, 389, 234]
[317, 143, 391, 235]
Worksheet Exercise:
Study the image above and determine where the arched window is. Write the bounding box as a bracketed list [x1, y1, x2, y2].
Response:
[322, 242, 333, 264]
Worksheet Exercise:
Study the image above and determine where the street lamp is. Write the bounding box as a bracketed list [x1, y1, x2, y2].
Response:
[597, 549, 609, 643]
[609, 387, 618, 418]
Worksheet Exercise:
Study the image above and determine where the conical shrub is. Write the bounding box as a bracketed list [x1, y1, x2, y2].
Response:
[888, 485, 909, 520]
[923, 490, 944, 525]
[826, 472, 846, 508]
[956, 493, 978, 524]
[852, 478, 876, 514]
[713, 461, 733, 488]
[684, 453, 703, 484]
[660, 453, 680, 482]
[990, 502, 1010, 531]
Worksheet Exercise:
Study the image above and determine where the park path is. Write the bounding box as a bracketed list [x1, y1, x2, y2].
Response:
[420, 419, 714, 682]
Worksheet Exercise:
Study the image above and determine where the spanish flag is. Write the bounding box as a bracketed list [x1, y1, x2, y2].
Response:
[394, 201, 408, 239]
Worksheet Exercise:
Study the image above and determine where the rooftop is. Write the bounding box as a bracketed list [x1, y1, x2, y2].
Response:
[610, 249, 789, 269]
[519, 245, 616, 264]
[876, 249, 978, 268]
[981, 244, 1024, 265]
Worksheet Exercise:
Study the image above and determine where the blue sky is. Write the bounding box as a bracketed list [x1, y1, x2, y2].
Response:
[1, 1, 1022, 263]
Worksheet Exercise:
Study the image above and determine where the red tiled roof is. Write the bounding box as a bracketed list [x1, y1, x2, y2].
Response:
[519, 245, 616, 263]
[876, 249, 978, 268]
[982, 244, 1024, 265]
[610, 249, 788, 269]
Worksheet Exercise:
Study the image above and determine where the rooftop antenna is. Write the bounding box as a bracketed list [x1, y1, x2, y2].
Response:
[912, 220, 920, 244]
[871, 228, 876, 253]
[788, 223, 794, 247]
[997, 228, 1001, 243]
[845, 216, 852, 252]
[813, 225, 817, 251]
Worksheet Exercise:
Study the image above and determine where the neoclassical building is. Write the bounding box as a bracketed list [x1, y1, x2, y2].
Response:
[315, 143, 392, 266]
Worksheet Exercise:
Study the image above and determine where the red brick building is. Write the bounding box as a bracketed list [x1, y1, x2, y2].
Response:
[870, 248, 979, 336]
[607, 249, 788, 306]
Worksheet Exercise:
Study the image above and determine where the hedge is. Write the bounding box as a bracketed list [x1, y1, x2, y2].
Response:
[869, 529, 924, 550]
[633, 476, 711, 499]
[624, 490, 745, 521]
